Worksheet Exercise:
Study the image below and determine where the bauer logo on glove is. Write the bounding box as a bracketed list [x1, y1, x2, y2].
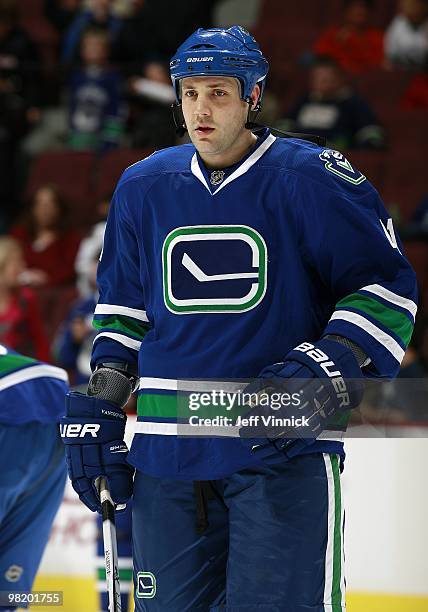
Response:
[294, 341, 351, 408]
[238, 337, 365, 465]
[60, 423, 100, 438]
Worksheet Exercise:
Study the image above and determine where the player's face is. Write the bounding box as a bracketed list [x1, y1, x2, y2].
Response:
[181, 76, 259, 168]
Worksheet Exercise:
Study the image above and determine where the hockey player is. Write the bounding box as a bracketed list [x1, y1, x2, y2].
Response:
[0, 344, 68, 611]
[61, 26, 418, 611]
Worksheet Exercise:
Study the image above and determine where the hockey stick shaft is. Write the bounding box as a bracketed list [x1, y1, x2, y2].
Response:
[97, 477, 122, 612]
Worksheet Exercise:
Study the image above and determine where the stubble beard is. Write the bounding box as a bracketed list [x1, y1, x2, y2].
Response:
[193, 122, 247, 161]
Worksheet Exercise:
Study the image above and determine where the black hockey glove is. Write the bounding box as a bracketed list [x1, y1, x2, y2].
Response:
[239, 338, 364, 464]
[60, 365, 137, 512]
[60, 392, 134, 512]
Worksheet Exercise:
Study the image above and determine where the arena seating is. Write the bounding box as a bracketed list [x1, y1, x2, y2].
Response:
[346, 151, 386, 192]
[93, 148, 154, 200]
[26, 151, 97, 228]
[381, 150, 427, 223]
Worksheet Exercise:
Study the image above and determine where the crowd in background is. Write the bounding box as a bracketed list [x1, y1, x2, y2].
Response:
[0, 0, 427, 425]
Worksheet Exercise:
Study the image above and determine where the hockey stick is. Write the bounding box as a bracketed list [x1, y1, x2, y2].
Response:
[97, 477, 122, 612]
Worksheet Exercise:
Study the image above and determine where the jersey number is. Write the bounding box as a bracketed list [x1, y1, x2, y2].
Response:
[380, 218, 401, 253]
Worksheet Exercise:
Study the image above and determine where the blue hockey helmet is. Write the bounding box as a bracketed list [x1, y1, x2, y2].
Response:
[170, 26, 269, 112]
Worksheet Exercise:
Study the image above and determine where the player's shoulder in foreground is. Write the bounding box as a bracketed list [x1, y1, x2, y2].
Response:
[117, 143, 195, 188]
[0, 343, 69, 388]
[268, 136, 375, 197]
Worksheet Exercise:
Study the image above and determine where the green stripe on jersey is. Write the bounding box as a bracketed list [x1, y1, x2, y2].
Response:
[92, 315, 149, 341]
[327, 410, 350, 430]
[137, 392, 246, 420]
[337, 292, 413, 346]
[97, 568, 132, 582]
[0, 353, 37, 377]
[331, 454, 344, 611]
[138, 393, 177, 419]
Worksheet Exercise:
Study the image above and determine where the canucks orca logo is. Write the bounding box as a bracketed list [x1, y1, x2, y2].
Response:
[163, 225, 267, 314]
[319, 149, 366, 185]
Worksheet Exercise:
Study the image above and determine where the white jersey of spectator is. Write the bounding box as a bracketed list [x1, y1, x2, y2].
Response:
[75, 220, 106, 297]
[385, 14, 428, 67]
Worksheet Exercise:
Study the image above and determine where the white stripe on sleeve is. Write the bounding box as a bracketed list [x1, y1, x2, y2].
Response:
[360, 284, 417, 321]
[94, 304, 149, 322]
[93, 332, 141, 351]
[329, 310, 404, 363]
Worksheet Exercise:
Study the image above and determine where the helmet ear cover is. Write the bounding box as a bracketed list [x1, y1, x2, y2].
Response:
[171, 102, 186, 136]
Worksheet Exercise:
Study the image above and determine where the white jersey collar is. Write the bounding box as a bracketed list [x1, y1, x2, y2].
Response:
[190, 131, 276, 196]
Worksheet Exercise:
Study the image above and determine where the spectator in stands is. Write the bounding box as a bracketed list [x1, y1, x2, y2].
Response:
[385, 0, 428, 68]
[61, 0, 122, 64]
[313, 0, 384, 74]
[0, 0, 42, 230]
[54, 249, 99, 387]
[277, 57, 385, 150]
[74, 192, 110, 297]
[67, 27, 126, 150]
[0, 236, 50, 361]
[128, 60, 175, 106]
[127, 60, 176, 148]
[11, 184, 81, 288]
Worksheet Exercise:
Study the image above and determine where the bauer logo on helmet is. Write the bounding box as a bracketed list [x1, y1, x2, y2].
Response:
[186, 57, 214, 63]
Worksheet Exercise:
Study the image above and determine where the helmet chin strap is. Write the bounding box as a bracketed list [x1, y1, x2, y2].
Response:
[171, 103, 187, 137]
[245, 100, 262, 130]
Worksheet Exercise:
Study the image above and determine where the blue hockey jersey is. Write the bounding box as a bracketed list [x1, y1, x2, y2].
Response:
[92, 128, 418, 479]
[0, 344, 69, 425]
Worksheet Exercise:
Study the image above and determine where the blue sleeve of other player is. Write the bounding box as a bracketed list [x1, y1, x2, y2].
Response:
[0, 344, 69, 424]
[91, 181, 150, 372]
[290, 149, 418, 378]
